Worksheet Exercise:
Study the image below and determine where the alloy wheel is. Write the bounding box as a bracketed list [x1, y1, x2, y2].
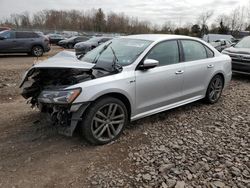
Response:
[91, 103, 125, 142]
[208, 77, 223, 102]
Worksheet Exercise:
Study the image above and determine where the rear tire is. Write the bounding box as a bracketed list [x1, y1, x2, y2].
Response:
[31, 46, 44, 57]
[205, 75, 224, 104]
[81, 97, 128, 145]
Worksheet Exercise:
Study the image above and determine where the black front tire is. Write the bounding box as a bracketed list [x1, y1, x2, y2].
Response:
[31, 46, 44, 57]
[81, 97, 128, 145]
[205, 75, 224, 104]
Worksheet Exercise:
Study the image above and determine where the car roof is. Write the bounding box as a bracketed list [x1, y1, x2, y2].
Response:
[121, 34, 198, 42]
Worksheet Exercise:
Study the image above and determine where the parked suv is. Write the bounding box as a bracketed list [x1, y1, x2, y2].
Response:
[20, 34, 232, 145]
[222, 36, 250, 75]
[0, 30, 50, 56]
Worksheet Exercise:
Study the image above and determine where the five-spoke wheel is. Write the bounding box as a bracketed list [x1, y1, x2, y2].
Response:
[205, 75, 224, 104]
[81, 97, 128, 145]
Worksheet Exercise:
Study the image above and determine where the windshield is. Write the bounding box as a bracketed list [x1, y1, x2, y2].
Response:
[81, 38, 152, 66]
[235, 37, 250, 48]
[0, 30, 10, 38]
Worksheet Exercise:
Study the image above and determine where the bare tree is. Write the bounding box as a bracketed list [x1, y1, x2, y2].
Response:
[228, 6, 248, 34]
[161, 21, 175, 33]
[198, 10, 214, 36]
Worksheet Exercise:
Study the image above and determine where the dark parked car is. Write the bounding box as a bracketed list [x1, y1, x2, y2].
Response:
[46, 34, 65, 45]
[222, 36, 250, 75]
[58, 36, 89, 49]
[74, 36, 113, 56]
[0, 30, 50, 56]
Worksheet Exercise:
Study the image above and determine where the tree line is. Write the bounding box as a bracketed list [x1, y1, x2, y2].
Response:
[1, 6, 250, 37]
[0, 9, 152, 34]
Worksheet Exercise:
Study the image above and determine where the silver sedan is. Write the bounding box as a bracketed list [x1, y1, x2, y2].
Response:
[20, 34, 232, 145]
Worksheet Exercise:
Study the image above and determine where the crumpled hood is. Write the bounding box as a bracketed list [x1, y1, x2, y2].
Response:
[34, 51, 94, 69]
[20, 51, 94, 87]
[224, 47, 250, 55]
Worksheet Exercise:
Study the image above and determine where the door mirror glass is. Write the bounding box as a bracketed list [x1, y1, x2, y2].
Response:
[139, 59, 159, 69]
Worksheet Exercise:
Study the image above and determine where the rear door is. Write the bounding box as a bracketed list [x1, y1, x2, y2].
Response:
[180, 40, 215, 99]
[14, 32, 34, 52]
[135, 40, 184, 115]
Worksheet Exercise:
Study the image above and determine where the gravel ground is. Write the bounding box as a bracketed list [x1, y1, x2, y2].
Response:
[0, 47, 249, 187]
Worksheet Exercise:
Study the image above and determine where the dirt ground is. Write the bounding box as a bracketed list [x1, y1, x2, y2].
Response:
[0, 47, 249, 188]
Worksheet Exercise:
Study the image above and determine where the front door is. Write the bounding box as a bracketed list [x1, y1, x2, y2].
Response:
[135, 40, 184, 115]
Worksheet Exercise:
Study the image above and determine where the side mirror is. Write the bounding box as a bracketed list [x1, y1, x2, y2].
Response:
[139, 59, 159, 70]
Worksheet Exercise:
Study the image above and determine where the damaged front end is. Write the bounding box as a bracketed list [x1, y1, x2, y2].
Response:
[20, 48, 123, 136]
[20, 51, 97, 136]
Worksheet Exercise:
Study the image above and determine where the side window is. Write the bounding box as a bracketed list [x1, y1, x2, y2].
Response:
[146, 40, 179, 66]
[16, 32, 25, 38]
[16, 32, 34, 38]
[31, 32, 39, 38]
[181, 40, 207, 61]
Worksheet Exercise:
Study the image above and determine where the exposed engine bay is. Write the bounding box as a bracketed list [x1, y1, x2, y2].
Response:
[20, 67, 116, 136]
[21, 68, 93, 105]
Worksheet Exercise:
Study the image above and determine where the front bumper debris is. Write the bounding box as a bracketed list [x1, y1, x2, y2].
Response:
[39, 102, 90, 136]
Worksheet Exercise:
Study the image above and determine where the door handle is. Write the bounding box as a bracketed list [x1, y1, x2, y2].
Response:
[175, 70, 184, 75]
[207, 64, 214, 68]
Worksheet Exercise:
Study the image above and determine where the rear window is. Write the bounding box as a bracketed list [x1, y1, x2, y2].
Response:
[181, 40, 208, 61]
[16, 32, 39, 38]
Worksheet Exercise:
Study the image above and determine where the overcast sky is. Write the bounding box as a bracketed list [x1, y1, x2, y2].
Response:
[0, 0, 249, 25]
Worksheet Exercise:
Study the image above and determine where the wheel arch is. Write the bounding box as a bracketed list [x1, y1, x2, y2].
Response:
[216, 73, 225, 87]
[31, 44, 44, 52]
[207, 72, 225, 90]
[72, 92, 132, 137]
[89, 92, 132, 120]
